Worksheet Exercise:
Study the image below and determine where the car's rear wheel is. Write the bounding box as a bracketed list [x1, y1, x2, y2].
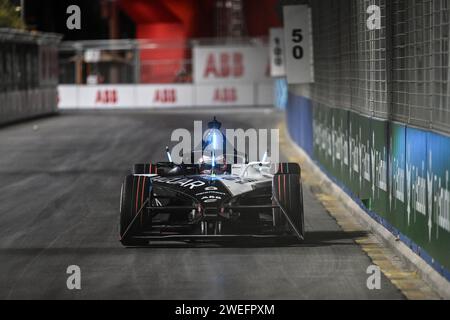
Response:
[120, 175, 151, 246]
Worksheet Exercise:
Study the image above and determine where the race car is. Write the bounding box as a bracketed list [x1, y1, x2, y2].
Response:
[119, 118, 305, 246]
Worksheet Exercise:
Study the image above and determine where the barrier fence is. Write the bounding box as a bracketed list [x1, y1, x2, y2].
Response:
[0, 28, 61, 125]
[309, 0, 450, 134]
[287, 0, 450, 280]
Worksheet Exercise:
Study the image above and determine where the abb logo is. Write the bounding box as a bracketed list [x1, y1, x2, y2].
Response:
[154, 89, 177, 103]
[213, 87, 237, 103]
[204, 53, 244, 79]
[95, 90, 117, 104]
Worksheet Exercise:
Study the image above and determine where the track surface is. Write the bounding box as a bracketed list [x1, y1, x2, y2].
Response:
[0, 109, 404, 299]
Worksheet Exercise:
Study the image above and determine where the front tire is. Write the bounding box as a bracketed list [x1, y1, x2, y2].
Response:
[273, 172, 305, 240]
[120, 175, 150, 246]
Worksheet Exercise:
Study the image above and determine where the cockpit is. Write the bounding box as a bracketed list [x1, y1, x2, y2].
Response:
[196, 117, 235, 175]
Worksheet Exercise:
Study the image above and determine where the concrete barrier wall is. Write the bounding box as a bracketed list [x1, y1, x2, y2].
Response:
[0, 29, 60, 126]
[286, 93, 313, 157]
[287, 93, 450, 281]
[0, 89, 57, 125]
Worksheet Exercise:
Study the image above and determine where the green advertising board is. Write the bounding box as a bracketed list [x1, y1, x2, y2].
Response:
[311, 104, 450, 276]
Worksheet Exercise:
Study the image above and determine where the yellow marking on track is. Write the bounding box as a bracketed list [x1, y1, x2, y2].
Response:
[278, 121, 441, 300]
[384, 271, 417, 278]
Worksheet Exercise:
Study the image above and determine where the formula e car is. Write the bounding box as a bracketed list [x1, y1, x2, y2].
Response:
[119, 118, 305, 246]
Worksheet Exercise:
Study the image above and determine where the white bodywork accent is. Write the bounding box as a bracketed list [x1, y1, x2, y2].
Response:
[223, 162, 274, 196]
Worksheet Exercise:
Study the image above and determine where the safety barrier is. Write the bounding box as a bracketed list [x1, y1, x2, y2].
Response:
[57, 83, 274, 109]
[285, 0, 450, 283]
[0, 29, 61, 125]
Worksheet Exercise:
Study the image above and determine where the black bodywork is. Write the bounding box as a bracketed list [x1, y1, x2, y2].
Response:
[120, 162, 305, 245]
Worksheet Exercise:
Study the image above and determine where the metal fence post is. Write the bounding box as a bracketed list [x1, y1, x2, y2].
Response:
[134, 42, 140, 84]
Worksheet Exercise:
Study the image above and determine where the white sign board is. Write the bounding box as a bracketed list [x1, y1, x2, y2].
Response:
[77, 85, 136, 108]
[195, 84, 254, 106]
[193, 45, 269, 84]
[283, 5, 314, 84]
[136, 85, 194, 107]
[58, 85, 78, 108]
[58, 84, 269, 108]
[269, 28, 286, 77]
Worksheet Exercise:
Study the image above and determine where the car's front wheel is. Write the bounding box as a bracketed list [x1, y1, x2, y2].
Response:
[120, 175, 150, 246]
[273, 172, 305, 240]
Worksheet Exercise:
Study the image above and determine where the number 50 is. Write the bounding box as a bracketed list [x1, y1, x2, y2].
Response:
[292, 29, 304, 60]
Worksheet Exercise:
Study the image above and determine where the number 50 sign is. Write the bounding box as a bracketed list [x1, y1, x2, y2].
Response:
[283, 5, 314, 84]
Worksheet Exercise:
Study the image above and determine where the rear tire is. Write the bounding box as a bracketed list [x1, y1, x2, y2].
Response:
[120, 175, 151, 246]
